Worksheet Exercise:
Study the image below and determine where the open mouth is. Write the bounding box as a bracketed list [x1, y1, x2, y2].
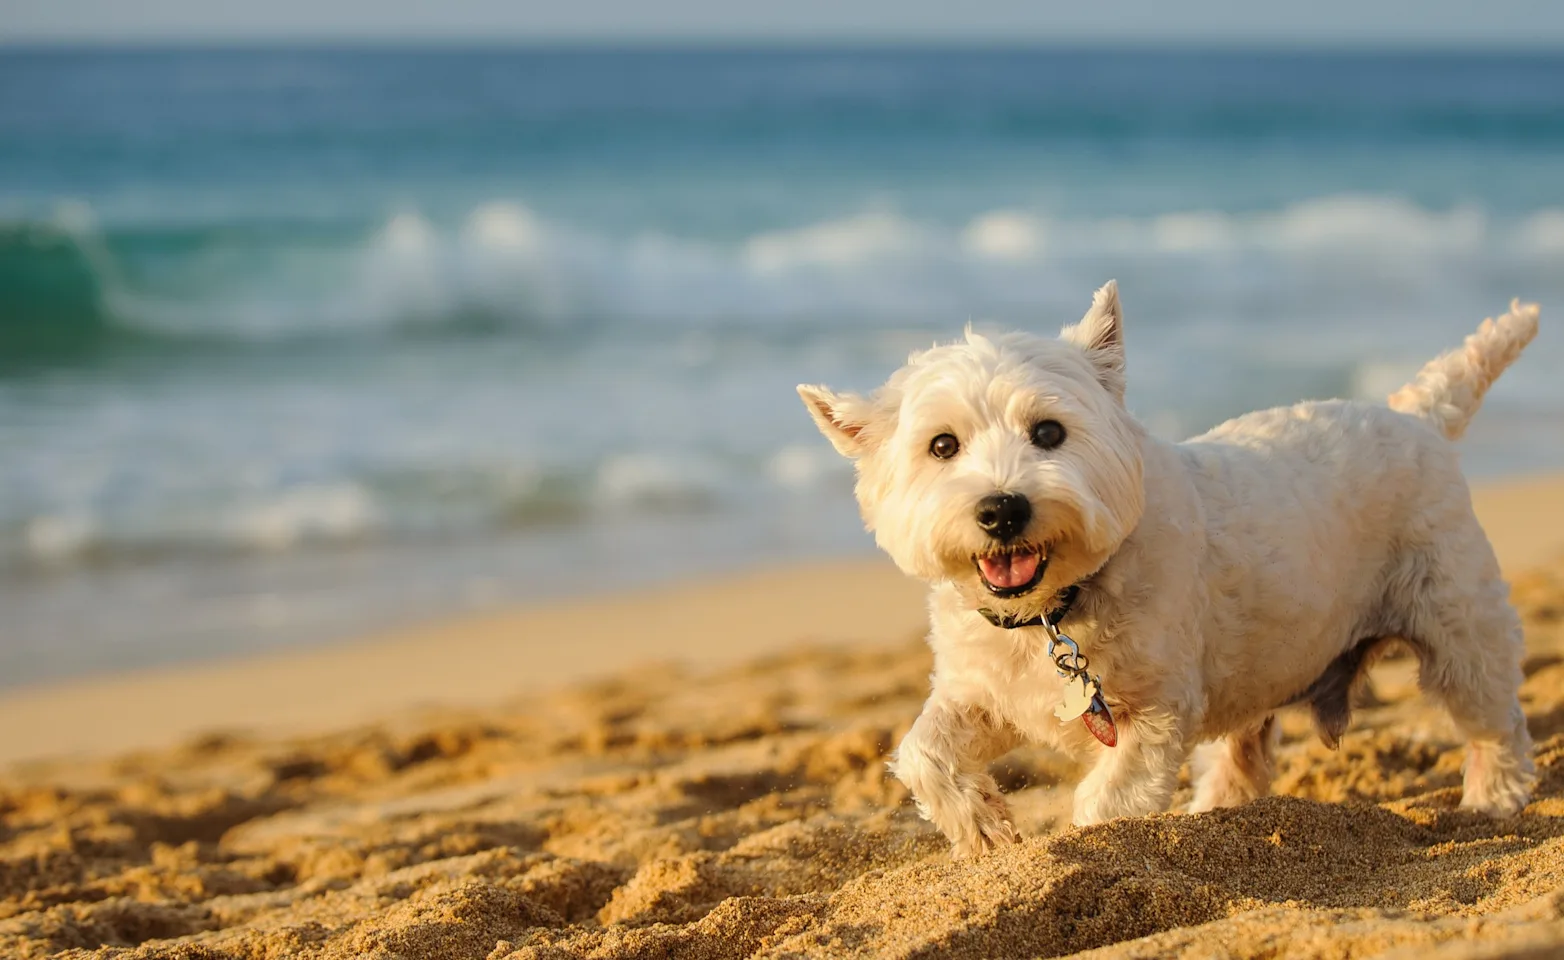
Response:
[975, 549, 1047, 598]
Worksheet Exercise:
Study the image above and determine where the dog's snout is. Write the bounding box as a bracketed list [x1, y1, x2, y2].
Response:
[975, 493, 1031, 541]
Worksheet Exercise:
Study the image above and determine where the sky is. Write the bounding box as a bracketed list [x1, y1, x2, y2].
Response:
[4, 0, 1564, 45]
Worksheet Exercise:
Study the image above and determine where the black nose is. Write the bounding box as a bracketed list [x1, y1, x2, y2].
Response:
[975, 493, 1031, 541]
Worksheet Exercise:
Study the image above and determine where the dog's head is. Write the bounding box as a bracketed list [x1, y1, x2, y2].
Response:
[798, 281, 1145, 616]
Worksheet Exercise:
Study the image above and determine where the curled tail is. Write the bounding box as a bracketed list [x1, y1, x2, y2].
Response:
[1388, 299, 1540, 440]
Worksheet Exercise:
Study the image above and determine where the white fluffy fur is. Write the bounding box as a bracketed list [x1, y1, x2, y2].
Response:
[800, 285, 1540, 857]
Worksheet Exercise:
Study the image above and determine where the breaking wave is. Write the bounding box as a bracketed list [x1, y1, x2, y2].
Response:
[5, 194, 1563, 364]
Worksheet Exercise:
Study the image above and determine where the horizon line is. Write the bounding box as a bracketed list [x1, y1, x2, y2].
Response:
[4, 35, 1564, 52]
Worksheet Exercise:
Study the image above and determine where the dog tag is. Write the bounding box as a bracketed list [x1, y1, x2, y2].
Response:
[1054, 680, 1094, 722]
[1081, 694, 1118, 747]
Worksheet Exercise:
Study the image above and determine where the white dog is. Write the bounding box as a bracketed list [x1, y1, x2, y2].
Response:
[799, 283, 1539, 857]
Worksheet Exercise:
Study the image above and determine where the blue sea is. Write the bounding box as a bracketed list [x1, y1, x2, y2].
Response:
[3, 46, 1563, 686]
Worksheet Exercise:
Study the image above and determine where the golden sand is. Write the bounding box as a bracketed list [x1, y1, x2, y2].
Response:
[0, 561, 1561, 958]
[1, 474, 1562, 959]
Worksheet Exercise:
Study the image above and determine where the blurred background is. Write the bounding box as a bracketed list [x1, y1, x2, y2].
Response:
[3, 2, 1563, 688]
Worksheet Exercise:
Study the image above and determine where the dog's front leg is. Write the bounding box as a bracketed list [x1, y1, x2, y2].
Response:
[1072, 706, 1186, 826]
[890, 696, 1022, 857]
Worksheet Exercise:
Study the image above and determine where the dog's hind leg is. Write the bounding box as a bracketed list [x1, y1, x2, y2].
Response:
[1404, 546, 1535, 816]
[1188, 715, 1278, 813]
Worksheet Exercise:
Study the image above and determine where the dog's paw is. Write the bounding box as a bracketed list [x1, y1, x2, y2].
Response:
[1460, 793, 1530, 818]
[950, 790, 1020, 858]
[1460, 741, 1536, 818]
[1460, 779, 1532, 818]
[950, 818, 1019, 859]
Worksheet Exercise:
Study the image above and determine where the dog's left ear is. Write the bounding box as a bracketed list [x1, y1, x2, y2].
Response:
[1061, 280, 1126, 401]
[798, 384, 876, 458]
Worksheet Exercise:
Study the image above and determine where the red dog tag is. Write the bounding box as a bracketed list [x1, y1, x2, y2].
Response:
[1082, 695, 1117, 747]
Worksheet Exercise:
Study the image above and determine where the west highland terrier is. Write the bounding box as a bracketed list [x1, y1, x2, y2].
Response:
[799, 283, 1540, 857]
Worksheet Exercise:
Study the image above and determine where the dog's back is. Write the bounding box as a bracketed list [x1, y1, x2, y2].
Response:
[1169, 302, 1538, 751]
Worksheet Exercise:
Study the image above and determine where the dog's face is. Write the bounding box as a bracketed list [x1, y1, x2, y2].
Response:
[799, 282, 1145, 616]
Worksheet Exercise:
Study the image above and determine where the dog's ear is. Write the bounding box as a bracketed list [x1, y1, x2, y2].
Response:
[798, 384, 876, 458]
[1061, 280, 1126, 401]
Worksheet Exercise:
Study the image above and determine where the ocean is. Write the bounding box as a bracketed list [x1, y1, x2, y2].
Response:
[3, 46, 1562, 686]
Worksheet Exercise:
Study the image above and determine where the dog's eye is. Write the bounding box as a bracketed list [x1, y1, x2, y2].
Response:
[929, 433, 960, 460]
[1030, 419, 1066, 450]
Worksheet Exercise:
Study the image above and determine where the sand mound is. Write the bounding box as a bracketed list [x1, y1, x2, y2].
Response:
[5, 563, 1564, 959]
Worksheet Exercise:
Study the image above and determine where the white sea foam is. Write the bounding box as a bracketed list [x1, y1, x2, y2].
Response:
[594, 455, 718, 510]
[1074, 197, 1489, 256]
[25, 512, 96, 563]
[1261, 196, 1488, 253]
[743, 211, 940, 273]
[461, 201, 546, 253]
[456, 202, 575, 324]
[227, 482, 380, 551]
[961, 210, 1046, 260]
[767, 444, 852, 491]
[358, 212, 447, 322]
[1148, 211, 1239, 253]
[32, 193, 1562, 342]
[1517, 209, 1564, 256]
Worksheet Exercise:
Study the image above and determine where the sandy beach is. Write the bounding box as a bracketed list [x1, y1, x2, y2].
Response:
[3, 472, 1563, 959]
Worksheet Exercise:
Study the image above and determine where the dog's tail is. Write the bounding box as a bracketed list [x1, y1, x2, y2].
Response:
[1387, 299, 1540, 441]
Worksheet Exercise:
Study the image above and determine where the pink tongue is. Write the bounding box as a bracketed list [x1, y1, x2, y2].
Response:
[979, 552, 1040, 589]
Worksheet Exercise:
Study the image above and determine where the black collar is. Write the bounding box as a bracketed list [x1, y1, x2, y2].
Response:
[977, 584, 1080, 630]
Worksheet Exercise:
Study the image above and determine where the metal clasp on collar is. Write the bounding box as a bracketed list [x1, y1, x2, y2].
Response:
[1046, 629, 1088, 677]
[1042, 617, 1118, 747]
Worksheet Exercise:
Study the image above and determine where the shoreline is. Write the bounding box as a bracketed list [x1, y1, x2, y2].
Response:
[0, 558, 927, 768]
[1, 471, 1558, 770]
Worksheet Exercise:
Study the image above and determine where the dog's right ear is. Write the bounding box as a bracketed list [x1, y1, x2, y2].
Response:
[797, 385, 875, 458]
[1060, 279, 1126, 401]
